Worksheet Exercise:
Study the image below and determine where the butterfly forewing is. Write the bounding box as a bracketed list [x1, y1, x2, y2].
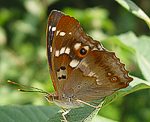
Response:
[47, 10, 103, 96]
[47, 10, 84, 95]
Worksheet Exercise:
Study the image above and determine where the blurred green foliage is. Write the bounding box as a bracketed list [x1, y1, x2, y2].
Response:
[0, 0, 150, 122]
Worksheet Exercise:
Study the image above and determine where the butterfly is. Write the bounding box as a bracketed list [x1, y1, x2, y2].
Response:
[45, 10, 133, 121]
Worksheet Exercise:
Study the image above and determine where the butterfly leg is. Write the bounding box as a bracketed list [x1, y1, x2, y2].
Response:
[59, 109, 70, 122]
[76, 99, 101, 109]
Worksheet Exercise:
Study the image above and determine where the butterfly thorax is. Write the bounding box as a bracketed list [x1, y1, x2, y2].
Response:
[45, 93, 83, 109]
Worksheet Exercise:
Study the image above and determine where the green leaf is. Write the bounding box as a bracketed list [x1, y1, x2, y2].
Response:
[115, 0, 150, 28]
[136, 36, 150, 81]
[92, 115, 118, 122]
[0, 105, 59, 122]
[0, 76, 150, 122]
[136, 53, 150, 82]
[118, 32, 150, 81]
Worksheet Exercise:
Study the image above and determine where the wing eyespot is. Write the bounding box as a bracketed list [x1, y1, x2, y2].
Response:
[110, 76, 119, 82]
[77, 85, 81, 89]
[80, 48, 87, 55]
[73, 43, 90, 58]
[77, 46, 90, 58]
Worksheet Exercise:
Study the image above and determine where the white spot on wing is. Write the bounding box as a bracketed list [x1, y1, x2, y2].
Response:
[55, 50, 59, 57]
[88, 72, 95, 77]
[98, 44, 104, 51]
[56, 30, 60, 36]
[69, 32, 72, 35]
[52, 27, 56, 31]
[60, 47, 66, 55]
[108, 72, 112, 76]
[92, 47, 98, 51]
[48, 26, 51, 31]
[82, 61, 88, 67]
[56, 67, 67, 80]
[59, 32, 66, 36]
[65, 47, 70, 54]
[96, 79, 102, 85]
[57, 70, 66, 78]
[84, 46, 89, 51]
[74, 43, 81, 50]
[69, 60, 80, 68]
[57, 71, 61, 78]
[50, 46, 52, 52]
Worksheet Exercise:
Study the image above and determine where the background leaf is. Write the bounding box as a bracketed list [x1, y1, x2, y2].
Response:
[118, 32, 150, 81]
[115, 0, 150, 28]
[0, 105, 59, 122]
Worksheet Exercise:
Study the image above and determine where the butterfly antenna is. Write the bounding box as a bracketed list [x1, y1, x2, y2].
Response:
[7, 80, 49, 95]
[18, 89, 49, 94]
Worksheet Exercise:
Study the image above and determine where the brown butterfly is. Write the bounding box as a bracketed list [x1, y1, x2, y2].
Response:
[45, 10, 133, 121]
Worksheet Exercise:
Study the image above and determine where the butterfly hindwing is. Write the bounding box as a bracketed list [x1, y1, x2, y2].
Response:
[62, 50, 133, 101]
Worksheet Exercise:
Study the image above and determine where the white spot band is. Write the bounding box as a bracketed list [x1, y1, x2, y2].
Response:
[59, 32, 66, 36]
[50, 46, 52, 52]
[48, 26, 51, 31]
[65, 47, 70, 54]
[52, 27, 56, 31]
[55, 50, 59, 57]
[69, 59, 80, 68]
[74, 43, 81, 50]
[60, 47, 66, 55]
